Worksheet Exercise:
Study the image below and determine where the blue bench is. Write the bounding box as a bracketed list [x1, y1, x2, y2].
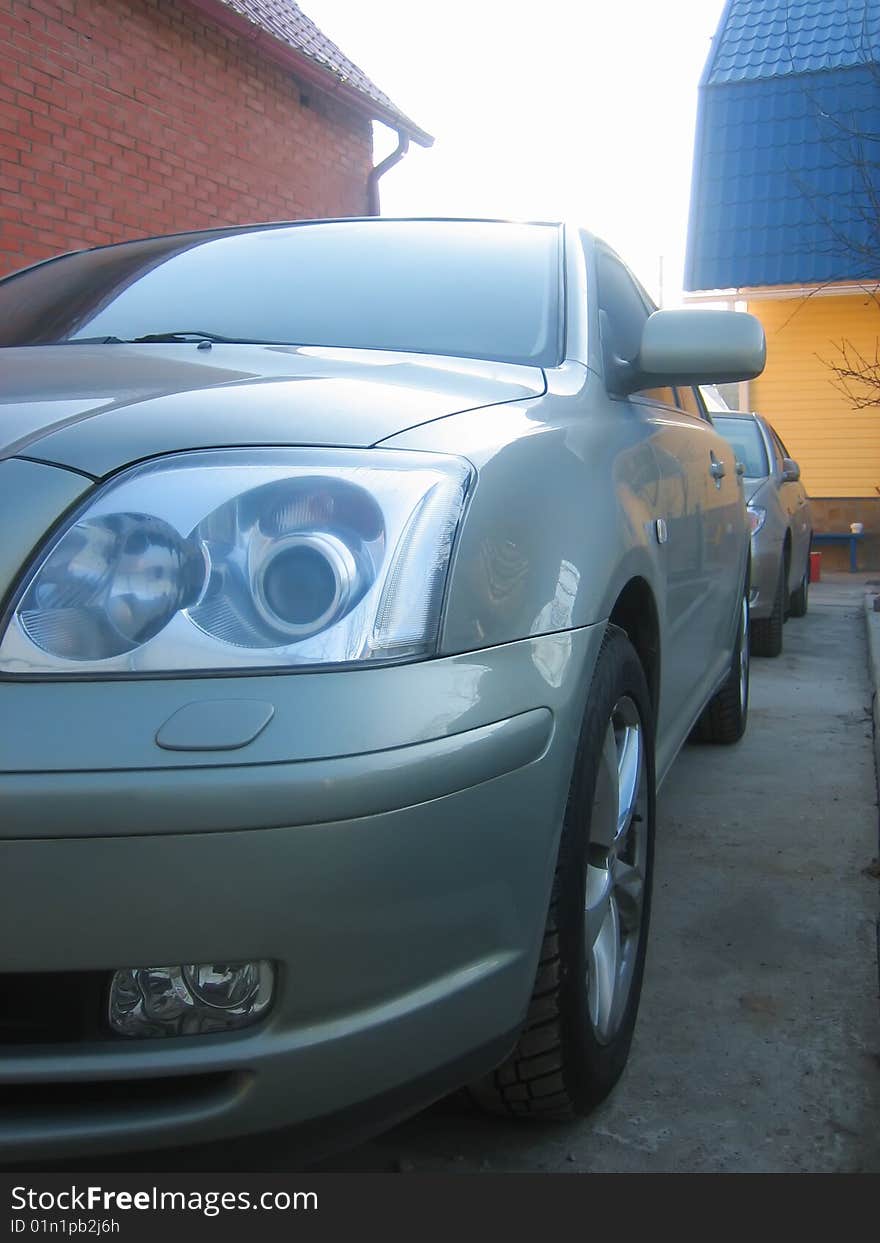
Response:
[813, 531, 864, 573]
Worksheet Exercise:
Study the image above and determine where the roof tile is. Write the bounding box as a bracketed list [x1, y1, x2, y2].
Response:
[213, 1, 428, 139]
[686, 0, 880, 290]
[705, 0, 880, 84]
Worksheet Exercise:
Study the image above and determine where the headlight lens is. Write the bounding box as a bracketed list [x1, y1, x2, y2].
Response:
[747, 505, 766, 536]
[19, 513, 206, 661]
[0, 449, 471, 674]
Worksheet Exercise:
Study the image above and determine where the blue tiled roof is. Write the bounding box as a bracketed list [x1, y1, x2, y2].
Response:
[706, 0, 880, 83]
[686, 1, 880, 290]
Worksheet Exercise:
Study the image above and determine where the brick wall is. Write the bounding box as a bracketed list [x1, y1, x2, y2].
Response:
[0, 0, 373, 277]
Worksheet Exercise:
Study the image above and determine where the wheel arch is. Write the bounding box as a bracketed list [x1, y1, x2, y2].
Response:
[607, 576, 660, 723]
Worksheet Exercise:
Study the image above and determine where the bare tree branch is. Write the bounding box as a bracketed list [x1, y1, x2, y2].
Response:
[777, 0, 880, 408]
[819, 332, 880, 409]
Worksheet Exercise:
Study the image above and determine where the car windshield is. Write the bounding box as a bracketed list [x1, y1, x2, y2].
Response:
[713, 416, 769, 478]
[0, 220, 561, 367]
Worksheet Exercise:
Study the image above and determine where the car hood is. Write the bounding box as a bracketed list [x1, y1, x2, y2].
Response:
[0, 344, 545, 477]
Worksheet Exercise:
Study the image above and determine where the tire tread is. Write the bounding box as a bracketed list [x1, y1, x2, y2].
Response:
[751, 559, 784, 657]
[469, 625, 654, 1121]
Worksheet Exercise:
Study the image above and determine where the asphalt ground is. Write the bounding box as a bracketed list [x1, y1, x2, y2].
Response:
[22, 574, 880, 1174]
[314, 572, 880, 1172]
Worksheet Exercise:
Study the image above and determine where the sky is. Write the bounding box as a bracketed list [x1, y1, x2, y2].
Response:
[301, 0, 729, 306]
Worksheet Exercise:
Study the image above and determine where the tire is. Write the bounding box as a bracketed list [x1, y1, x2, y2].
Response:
[469, 626, 655, 1119]
[690, 581, 750, 744]
[789, 546, 810, 618]
[751, 557, 784, 657]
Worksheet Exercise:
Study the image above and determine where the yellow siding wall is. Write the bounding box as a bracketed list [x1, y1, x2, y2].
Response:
[747, 294, 880, 497]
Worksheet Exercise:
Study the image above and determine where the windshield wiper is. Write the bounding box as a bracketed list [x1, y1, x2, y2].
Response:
[64, 330, 289, 346]
[66, 335, 127, 344]
[129, 330, 266, 344]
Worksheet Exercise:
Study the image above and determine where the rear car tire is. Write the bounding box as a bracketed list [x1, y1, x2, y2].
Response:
[788, 547, 810, 618]
[469, 626, 655, 1119]
[751, 558, 784, 657]
[690, 581, 750, 744]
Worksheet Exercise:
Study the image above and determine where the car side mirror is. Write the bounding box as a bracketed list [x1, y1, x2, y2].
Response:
[611, 309, 766, 396]
[781, 458, 800, 483]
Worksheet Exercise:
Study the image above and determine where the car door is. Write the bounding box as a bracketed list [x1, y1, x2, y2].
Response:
[594, 247, 713, 746]
[676, 385, 746, 687]
[645, 382, 740, 725]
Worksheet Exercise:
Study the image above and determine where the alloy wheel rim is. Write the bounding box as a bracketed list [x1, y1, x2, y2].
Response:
[584, 695, 648, 1045]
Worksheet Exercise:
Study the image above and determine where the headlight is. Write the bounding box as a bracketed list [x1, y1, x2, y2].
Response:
[747, 506, 766, 536]
[0, 449, 471, 674]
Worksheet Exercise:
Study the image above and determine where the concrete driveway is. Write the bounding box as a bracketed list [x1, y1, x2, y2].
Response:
[32, 575, 880, 1174]
[314, 572, 880, 1173]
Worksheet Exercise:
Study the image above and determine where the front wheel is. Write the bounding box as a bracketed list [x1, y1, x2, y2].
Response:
[469, 626, 655, 1119]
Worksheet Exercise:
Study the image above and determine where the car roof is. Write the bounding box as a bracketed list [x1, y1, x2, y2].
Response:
[0, 218, 570, 285]
[43, 215, 566, 255]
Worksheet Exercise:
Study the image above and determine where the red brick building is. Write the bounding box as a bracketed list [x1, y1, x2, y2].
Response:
[0, 0, 431, 277]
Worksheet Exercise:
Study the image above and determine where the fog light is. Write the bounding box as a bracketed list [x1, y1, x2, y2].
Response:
[108, 961, 274, 1037]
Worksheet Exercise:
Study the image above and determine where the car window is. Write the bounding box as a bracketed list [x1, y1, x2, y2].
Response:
[770, 427, 791, 460]
[713, 417, 770, 477]
[638, 387, 678, 408]
[767, 428, 785, 472]
[0, 221, 562, 368]
[674, 385, 709, 420]
[699, 384, 730, 414]
[596, 248, 650, 368]
[594, 248, 679, 407]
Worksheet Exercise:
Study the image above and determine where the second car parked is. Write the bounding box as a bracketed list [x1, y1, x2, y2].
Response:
[706, 399, 812, 656]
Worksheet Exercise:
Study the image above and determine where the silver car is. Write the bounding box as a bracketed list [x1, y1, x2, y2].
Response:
[706, 401, 812, 657]
[0, 219, 764, 1160]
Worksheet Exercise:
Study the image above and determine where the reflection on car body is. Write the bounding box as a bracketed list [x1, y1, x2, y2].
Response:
[0, 219, 764, 1159]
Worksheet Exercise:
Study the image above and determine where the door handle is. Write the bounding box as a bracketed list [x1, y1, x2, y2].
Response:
[709, 454, 725, 481]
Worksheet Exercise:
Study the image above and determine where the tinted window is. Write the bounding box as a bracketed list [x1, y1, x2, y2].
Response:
[675, 385, 708, 420]
[767, 428, 785, 471]
[699, 384, 731, 414]
[596, 248, 650, 366]
[714, 417, 770, 477]
[770, 427, 791, 460]
[639, 387, 677, 408]
[0, 221, 561, 367]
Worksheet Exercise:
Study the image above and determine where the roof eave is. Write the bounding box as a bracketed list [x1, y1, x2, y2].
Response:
[184, 0, 434, 147]
[685, 280, 879, 301]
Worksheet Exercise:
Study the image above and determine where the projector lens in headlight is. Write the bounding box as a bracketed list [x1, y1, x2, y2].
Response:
[248, 526, 361, 642]
[254, 535, 352, 637]
[108, 961, 274, 1037]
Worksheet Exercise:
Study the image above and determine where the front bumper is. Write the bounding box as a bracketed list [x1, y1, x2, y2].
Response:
[749, 537, 783, 620]
[0, 626, 602, 1161]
